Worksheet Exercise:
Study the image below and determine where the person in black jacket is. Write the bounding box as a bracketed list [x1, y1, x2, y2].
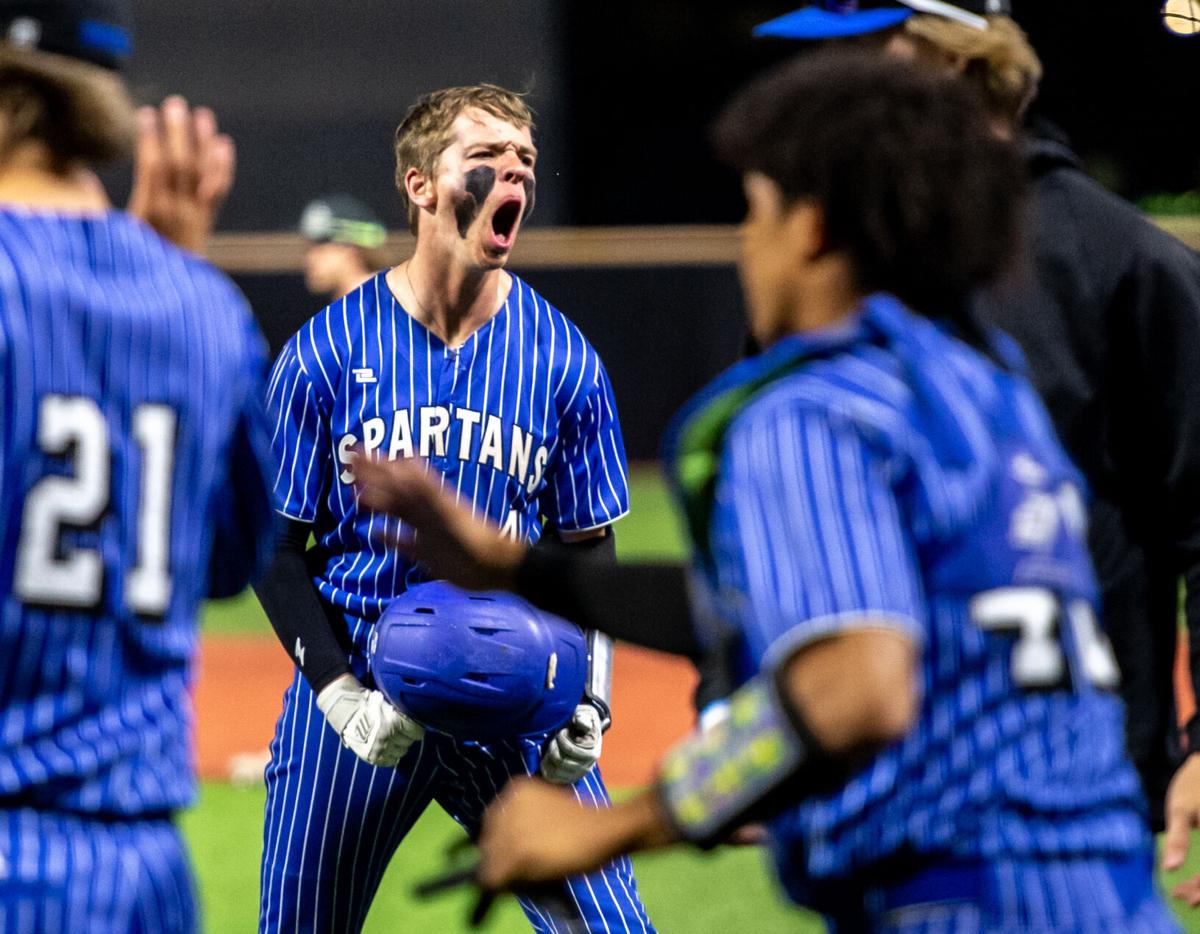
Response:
[756, 0, 1200, 904]
[982, 119, 1200, 850]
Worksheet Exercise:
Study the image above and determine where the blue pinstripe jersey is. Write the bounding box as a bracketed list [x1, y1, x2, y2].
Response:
[670, 295, 1148, 906]
[0, 209, 276, 817]
[267, 270, 629, 644]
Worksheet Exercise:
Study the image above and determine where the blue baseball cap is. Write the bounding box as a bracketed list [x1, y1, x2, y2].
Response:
[754, 1, 1010, 41]
[0, 0, 132, 70]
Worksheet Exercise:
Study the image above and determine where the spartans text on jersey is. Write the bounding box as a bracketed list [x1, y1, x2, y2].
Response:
[336, 404, 550, 493]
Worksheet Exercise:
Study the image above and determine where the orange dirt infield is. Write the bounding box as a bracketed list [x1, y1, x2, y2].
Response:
[196, 630, 1198, 786]
[1177, 627, 1195, 726]
[194, 636, 699, 788]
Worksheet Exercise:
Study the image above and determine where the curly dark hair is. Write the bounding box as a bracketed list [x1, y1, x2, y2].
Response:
[712, 50, 1026, 326]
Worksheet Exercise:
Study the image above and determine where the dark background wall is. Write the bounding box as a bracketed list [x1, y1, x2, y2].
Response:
[562, 1, 1200, 224]
[112, 1, 1200, 230]
[109, 2, 1198, 458]
[109, 0, 571, 229]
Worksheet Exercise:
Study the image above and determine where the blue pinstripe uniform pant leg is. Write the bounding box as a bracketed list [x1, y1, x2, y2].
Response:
[822, 855, 1180, 933]
[259, 672, 654, 934]
[0, 808, 195, 934]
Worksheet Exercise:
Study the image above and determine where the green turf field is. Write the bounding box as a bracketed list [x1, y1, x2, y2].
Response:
[184, 779, 1200, 932]
[188, 466, 1200, 931]
[184, 777, 1200, 931]
[184, 782, 821, 932]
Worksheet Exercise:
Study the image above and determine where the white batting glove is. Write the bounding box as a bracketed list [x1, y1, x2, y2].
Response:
[315, 674, 425, 767]
[540, 704, 604, 785]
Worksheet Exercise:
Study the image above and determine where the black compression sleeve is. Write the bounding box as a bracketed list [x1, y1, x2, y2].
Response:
[692, 633, 742, 714]
[253, 515, 353, 694]
[515, 543, 698, 657]
[537, 526, 618, 563]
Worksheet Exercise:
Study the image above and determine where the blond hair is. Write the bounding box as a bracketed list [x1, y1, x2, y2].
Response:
[903, 14, 1043, 124]
[0, 46, 135, 168]
[393, 84, 534, 235]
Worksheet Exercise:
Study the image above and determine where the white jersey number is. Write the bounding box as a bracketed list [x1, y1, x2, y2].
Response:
[14, 395, 177, 617]
[970, 586, 1119, 691]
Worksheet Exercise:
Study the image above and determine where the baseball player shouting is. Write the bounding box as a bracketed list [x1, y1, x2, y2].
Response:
[254, 83, 653, 934]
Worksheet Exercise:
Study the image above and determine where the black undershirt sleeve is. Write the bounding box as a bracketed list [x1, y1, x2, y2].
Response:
[253, 515, 354, 694]
[519, 535, 743, 716]
[544, 526, 618, 563]
[515, 540, 698, 657]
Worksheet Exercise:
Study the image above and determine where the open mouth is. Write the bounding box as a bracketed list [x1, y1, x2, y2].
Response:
[488, 198, 522, 250]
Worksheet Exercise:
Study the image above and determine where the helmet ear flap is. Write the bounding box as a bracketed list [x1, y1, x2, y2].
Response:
[370, 581, 588, 742]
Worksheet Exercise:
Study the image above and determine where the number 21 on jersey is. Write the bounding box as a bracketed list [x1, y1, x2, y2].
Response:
[14, 394, 176, 617]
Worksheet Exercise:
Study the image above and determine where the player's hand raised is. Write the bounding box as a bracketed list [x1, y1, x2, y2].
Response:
[128, 96, 235, 256]
[315, 673, 424, 767]
[540, 704, 604, 785]
[1165, 752, 1200, 906]
[354, 453, 526, 590]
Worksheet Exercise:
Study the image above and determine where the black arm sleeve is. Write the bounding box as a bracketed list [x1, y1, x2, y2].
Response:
[539, 526, 618, 564]
[515, 542, 698, 657]
[517, 532, 747, 721]
[253, 515, 354, 694]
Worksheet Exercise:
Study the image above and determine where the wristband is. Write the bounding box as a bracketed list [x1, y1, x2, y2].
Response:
[655, 668, 834, 848]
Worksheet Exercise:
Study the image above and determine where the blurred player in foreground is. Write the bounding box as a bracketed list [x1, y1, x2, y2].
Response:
[0, 0, 277, 930]
[357, 51, 1179, 931]
[759, 0, 1200, 902]
[254, 83, 653, 933]
[299, 193, 388, 301]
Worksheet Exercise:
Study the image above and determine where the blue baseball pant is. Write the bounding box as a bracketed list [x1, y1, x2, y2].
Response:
[259, 670, 655, 934]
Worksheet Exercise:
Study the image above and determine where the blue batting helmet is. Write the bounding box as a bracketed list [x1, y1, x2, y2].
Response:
[369, 581, 589, 742]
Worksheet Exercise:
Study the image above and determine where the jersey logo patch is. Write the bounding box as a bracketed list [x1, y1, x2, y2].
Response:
[353, 368, 377, 384]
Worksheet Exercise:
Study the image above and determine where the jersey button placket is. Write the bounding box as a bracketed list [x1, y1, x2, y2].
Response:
[436, 345, 462, 470]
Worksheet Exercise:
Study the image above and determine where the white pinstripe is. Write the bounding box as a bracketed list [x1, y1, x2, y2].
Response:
[509, 746, 572, 934]
[292, 707, 333, 932]
[261, 672, 307, 926]
[588, 773, 649, 932]
[344, 762, 388, 928]
[308, 722, 347, 930]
